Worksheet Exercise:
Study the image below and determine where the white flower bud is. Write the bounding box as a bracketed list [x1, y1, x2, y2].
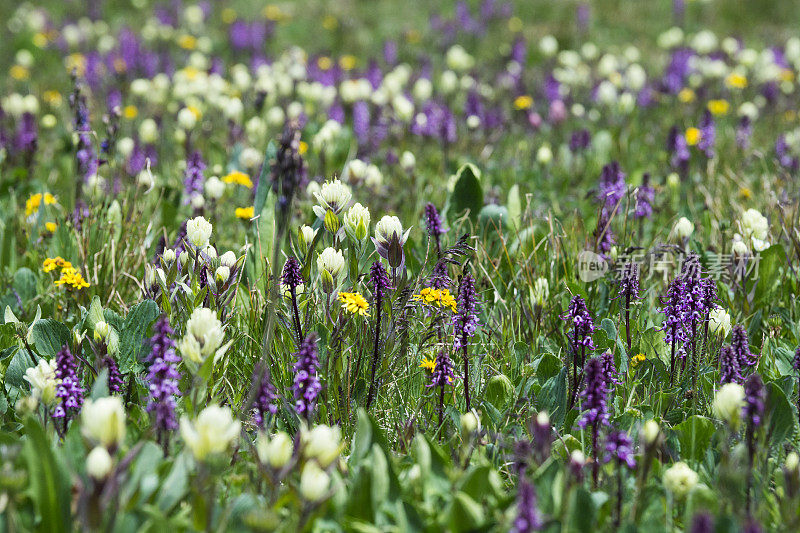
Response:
[205, 176, 225, 200]
[177, 107, 197, 130]
[344, 203, 371, 242]
[81, 396, 126, 448]
[708, 307, 732, 338]
[713, 383, 746, 429]
[94, 320, 110, 341]
[256, 431, 294, 468]
[671, 217, 694, 240]
[663, 461, 698, 497]
[215, 266, 230, 283]
[220, 251, 237, 268]
[642, 420, 660, 445]
[179, 404, 240, 461]
[300, 462, 330, 502]
[303, 424, 342, 468]
[23, 359, 57, 405]
[186, 216, 212, 249]
[86, 446, 113, 479]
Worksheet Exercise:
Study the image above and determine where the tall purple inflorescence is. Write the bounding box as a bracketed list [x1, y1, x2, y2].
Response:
[292, 334, 321, 420]
[249, 364, 278, 429]
[429, 350, 455, 389]
[698, 110, 716, 159]
[282, 256, 305, 340]
[424, 202, 446, 255]
[562, 294, 595, 402]
[634, 173, 655, 219]
[52, 345, 84, 428]
[102, 354, 124, 394]
[365, 261, 393, 410]
[743, 373, 765, 429]
[370, 260, 393, 301]
[660, 276, 688, 380]
[604, 430, 636, 469]
[183, 150, 206, 205]
[146, 316, 181, 449]
[596, 161, 626, 214]
[732, 325, 757, 370]
[454, 274, 479, 411]
[719, 345, 742, 384]
[510, 479, 543, 533]
[579, 356, 610, 487]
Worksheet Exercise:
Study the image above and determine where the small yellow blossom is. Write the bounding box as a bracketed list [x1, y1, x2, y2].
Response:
[783, 110, 797, 122]
[25, 193, 57, 217]
[678, 88, 695, 103]
[780, 69, 795, 82]
[177, 34, 197, 50]
[685, 127, 701, 146]
[707, 99, 729, 116]
[339, 55, 357, 71]
[54, 267, 90, 290]
[405, 30, 421, 44]
[514, 95, 533, 110]
[412, 287, 457, 313]
[123, 105, 138, 119]
[10, 65, 30, 81]
[739, 187, 752, 199]
[508, 17, 523, 32]
[419, 356, 436, 373]
[187, 105, 202, 119]
[235, 206, 255, 219]
[263, 5, 288, 22]
[33, 32, 49, 48]
[222, 171, 253, 188]
[299, 141, 308, 155]
[222, 8, 237, 23]
[65, 53, 87, 76]
[725, 73, 748, 89]
[43, 257, 73, 273]
[630, 353, 646, 368]
[45, 222, 57, 233]
[322, 15, 338, 30]
[317, 56, 333, 70]
[44, 91, 62, 107]
[337, 292, 369, 317]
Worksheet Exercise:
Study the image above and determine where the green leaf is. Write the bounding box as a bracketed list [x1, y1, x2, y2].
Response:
[449, 163, 483, 222]
[674, 415, 715, 462]
[13, 267, 37, 302]
[118, 300, 159, 374]
[30, 319, 70, 357]
[754, 244, 784, 304]
[253, 141, 276, 216]
[22, 417, 72, 533]
[447, 492, 485, 532]
[507, 184, 522, 228]
[565, 487, 596, 533]
[157, 452, 191, 511]
[765, 381, 795, 446]
[4, 347, 33, 391]
[478, 204, 508, 232]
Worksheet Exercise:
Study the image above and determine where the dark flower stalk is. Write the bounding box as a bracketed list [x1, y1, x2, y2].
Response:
[366, 261, 392, 410]
[742, 373, 765, 517]
[424, 202, 446, 257]
[719, 345, 742, 384]
[429, 260, 451, 290]
[428, 349, 455, 430]
[578, 357, 610, 487]
[292, 334, 321, 421]
[52, 345, 84, 436]
[510, 479, 543, 533]
[453, 274, 479, 412]
[146, 316, 181, 452]
[603, 430, 636, 528]
[281, 256, 304, 341]
[616, 263, 640, 353]
[561, 295, 594, 405]
[794, 347, 800, 428]
[249, 362, 278, 429]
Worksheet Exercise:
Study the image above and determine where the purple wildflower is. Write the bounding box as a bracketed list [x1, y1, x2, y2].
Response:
[146, 316, 181, 448]
[689, 512, 714, 533]
[429, 261, 451, 290]
[292, 334, 321, 420]
[510, 479, 543, 533]
[424, 203, 446, 238]
[183, 150, 206, 205]
[594, 210, 616, 257]
[530, 412, 552, 464]
[660, 276, 688, 378]
[742, 373, 765, 428]
[634, 174, 655, 219]
[719, 345, 742, 385]
[569, 129, 592, 152]
[52, 346, 84, 428]
[600, 350, 619, 391]
[454, 274, 480, 411]
[249, 365, 279, 429]
[370, 260, 393, 301]
[775, 134, 799, 173]
[70, 76, 98, 181]
[668, 125, 690, 174]
[429, 350, 455, 389]
[365, 261, 393, 410]
[698, 110, 716, 159]
[578, 357, 610, 431]
[732, 325, 757, 369]
[737, 116, 752, 150]
[596, 161, 627, 214]
[603, 430, 636, 469]
[562, 295, 595, 357]
[101, 354, 123, 394]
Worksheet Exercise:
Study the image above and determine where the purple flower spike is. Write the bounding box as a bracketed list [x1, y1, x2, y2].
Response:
[292, 334, 321, 420]
[511, 479, 543, 533]
[603, 430, 636, 469]
[146, 316, 181, 448]
[52, 345, 84, 425]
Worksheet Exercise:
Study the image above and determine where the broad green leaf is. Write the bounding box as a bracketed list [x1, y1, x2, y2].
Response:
[674, 415, 715, 462]
[118, 300, 159, 374]
[30, 319, 70, 357]
[449, 163, 483, 222]
[22, 417, 72, 533]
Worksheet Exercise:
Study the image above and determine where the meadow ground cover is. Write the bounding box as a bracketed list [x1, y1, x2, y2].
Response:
[3, 0, 800, 531]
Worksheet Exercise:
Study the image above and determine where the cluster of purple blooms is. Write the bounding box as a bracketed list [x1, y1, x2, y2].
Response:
[453, 274, 479, 351]
[424, 203, 446, 239]
[52, 345, 84, 423]
[146, 316, 181, 442]
[578, 356, 612, 431]
[429, 350, 455, 389]
[292, 334, 321, 420]
[102, 354, 124, 394]
[510, 479, 543, 533]
[742, 373, 765, 429]
[250, 366, 279, 429]
[596, 161, 627, 215]
[561, 295, 595, 356]
[182, 150, 206, 205]
[603, 430, 636, 470]
[370, 260, 393, 302]
[634, 174, 655, 219]
[719, 345, 742, 385]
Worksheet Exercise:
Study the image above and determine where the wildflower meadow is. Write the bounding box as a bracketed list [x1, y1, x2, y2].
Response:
[3, 0, 800, 531]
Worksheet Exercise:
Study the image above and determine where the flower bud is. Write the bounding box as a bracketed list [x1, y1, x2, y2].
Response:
[256, 431, 294, 468]
[663, 461, 698, 498]
[344, 203, 371, 242]
[460, 412, 479, 435]
[300, 462, 330, 502]
[215, 266, 230, 283]
[94, 320, 110, 341]
[81, 396, 126, 449]
[186, 216, 213, 249]
[317, 247, 344, 293]
[671, 217, 694, 240]
[303, 424, 342, 468]
[642, 419, 660, 445]
[220, 251, 237, 268]
[713, 383, 745, 429]
[162, 249, 176, 264]
[86, 446, 113, 479]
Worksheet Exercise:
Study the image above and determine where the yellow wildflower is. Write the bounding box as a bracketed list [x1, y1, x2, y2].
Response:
[187, 105, 202, 119]
[54, 267, 90, 289]
[45, 222, 57, 233]
[263, 5, 288, 22]
[177, 34, 197, 50]
[707, 99, 729, 116]
[780, 69, 795, 82]
[513, 95, 533, 110]
[33, 32, 49, 48]
[317, 56, 333, 70]
[222, 171, 253, 188]
[10, 65, 30, 81]
[412, 287, 457, 313]
[739, 187, 752, 200]
[65, 53, 87, 76]
[222, 8, 237, 23]
[339, 55, 357, 71]
[419, 355, 436, 373]
[235, 206, 255, 219]
[44, 90, 62, 107]
[338, 292, 369, 317]
[405, 30, 421, 44]
[322, 15, 338, 30]
[678, 88, 695, 103]
[725, 73, 747, 89]
[299, 141, 308, 155]
[685, 127, 701, 146]
[43, 257, 73, 272]
[123, 105, 138, 119]
[630, 353, 646, 368]
[508, 17, 523, 32]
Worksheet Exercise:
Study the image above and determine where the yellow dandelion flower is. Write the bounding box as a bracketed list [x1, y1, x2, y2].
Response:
[412, 287, 457, 313]
[299, 141, 308, 155]
[65, 53, 87, 76]
[725, 73, 748, 89]
[630, 353, 646, 368]
[322, 15, 338, 30]
[678, 88, 695, 103]
[10, 65, 30, 81]
[419, 355, 436, 373]
[43, 257, 61, 272]
[514, 95, 533, 110]
[780, 69, 795, 82]
[739, 187, 752, 200]
[33, 32, 49, 48]
[317, 56, 333, 70]
[123, 105, 138, 119]
[685, 127, 701, 146]
[338, 292, 369, 317]
[707, 99, 729, 116]
[339, 55, 357, 71]
[177, 34, 197, 50]
[25, 193, 43, 216]
[222, 171, 253, 188]
[45, 222, 57, 233]
[54, 267, 90, 290]
[44, 193, 57, 205]
[44, 90, 62, 107]
[235, 206, 255, 219]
